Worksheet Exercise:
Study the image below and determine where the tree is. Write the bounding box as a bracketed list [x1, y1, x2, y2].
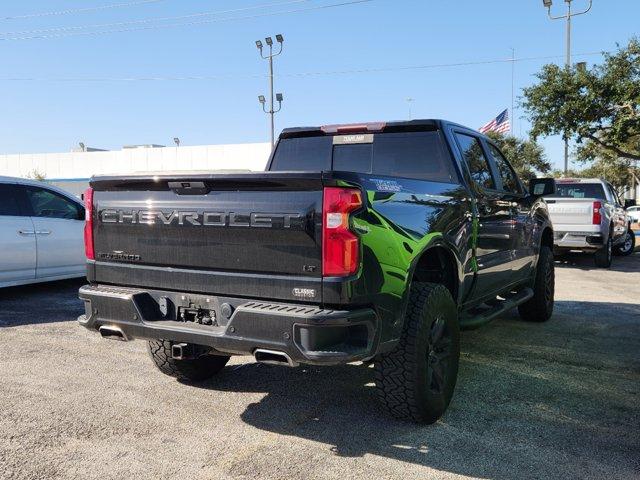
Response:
[485, 131, 551, 181]
[26, 169, 46, 181]
[522, 38, 640, 162]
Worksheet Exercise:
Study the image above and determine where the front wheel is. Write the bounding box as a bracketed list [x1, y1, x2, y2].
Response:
[374, 283, 460, 424]
[614, 229, 635, 256]
[594, 235, 613, 268]
[518, 245, 555, 322]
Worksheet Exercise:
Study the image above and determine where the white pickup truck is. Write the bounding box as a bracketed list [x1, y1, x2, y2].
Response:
[545, 178, 635, 267]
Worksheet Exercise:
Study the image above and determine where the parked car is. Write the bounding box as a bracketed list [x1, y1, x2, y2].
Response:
[0, 176, 86, 288]
[626, 205, 640, 224]
[78, 119, 556, 423]
[545, 178, 635, 266]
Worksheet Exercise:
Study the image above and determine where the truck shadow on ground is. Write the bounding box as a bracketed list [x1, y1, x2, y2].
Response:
[194, 300, 639, 479]
[0, 278, 85, 327]
[554, 247, 639, 272]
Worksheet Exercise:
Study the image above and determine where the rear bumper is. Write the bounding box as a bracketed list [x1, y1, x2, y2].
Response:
[78, 284, 378, 366]
[554, 230, 604, 250]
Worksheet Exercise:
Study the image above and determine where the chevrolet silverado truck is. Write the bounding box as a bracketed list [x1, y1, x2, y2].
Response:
[546, 178, 635, 267]
[78, 119, 556, 423]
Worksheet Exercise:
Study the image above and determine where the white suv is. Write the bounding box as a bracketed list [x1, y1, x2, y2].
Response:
[0, 176, 86, 288]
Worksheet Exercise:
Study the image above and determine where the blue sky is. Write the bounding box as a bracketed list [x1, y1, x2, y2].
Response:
[0, 0, 638, 171]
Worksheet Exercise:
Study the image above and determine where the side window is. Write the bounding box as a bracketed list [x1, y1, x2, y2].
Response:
[454, 133, 496, 190]
[24, 187, 82, 220]
[487, 144, 522, 194]
[0, 184, 22, 216]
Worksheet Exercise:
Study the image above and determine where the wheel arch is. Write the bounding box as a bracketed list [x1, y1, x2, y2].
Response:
[406, 242, 463, 306]
[541, 226, 554, 250]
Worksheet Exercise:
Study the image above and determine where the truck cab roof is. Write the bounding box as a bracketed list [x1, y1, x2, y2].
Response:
[280, 119, 472, 139]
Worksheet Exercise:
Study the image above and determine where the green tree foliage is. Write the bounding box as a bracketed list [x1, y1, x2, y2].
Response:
[551, 158, 638, 193]
[485, 131, 551, 181]
[522, 38, 640, 161]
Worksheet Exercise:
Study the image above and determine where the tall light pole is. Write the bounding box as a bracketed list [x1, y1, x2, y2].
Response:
[256, 34, 284, 149]
[405, 97, 414, 120]
[543, 0, 593, 174]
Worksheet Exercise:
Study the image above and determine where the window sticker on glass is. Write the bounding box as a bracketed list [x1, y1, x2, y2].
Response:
[371, 178, 402, 192]
[333, 134, 374, 145]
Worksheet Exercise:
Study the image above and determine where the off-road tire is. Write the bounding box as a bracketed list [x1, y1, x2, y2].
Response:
[518, 245, 554, 322]
[594, 234, 613, 268]
[147, 340, 230, 383]
[614, 229, 635, 256]
[374, 283, 460, 424]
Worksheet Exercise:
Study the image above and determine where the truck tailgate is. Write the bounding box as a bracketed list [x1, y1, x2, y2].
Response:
[545, 198, 596, 226]
[90, 173, 323, 294]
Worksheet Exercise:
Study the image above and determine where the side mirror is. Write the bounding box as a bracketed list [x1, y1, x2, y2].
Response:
[624, 199, 636, 209]
[529, 178, 556, 197]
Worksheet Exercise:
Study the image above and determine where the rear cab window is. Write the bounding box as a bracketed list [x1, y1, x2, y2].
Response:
[270, 130, 459, 184]
[549, 183, 606, 199]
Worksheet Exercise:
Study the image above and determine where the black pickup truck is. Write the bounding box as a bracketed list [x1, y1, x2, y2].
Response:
[79, 119, 556, 423]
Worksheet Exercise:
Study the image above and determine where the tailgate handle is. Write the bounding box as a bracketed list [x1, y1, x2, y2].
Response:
[168, 181, 209, 195]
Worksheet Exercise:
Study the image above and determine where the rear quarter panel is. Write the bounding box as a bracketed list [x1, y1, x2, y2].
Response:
[323, 172, 473, 343]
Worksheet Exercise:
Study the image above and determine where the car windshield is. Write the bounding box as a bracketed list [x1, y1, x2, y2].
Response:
[549, 183, 606, 199]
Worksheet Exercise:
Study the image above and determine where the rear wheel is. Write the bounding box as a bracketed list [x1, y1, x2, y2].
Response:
[594, 234, 613, 268]
[147, 340, 230, 383]
[518, 245, 554, 322]
[374, 283, 460, 424]
[614, 229, 635, 256]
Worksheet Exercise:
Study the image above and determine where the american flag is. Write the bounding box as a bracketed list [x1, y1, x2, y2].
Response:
[479, 109, 511, 134]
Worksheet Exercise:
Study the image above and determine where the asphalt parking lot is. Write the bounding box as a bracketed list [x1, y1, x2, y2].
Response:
[1, 252, 639, 480]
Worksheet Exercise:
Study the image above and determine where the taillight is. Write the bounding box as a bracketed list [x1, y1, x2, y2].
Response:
[592, 201, 602, 225]
[84, 187, 95, 260]
[322, 187, 362, 276]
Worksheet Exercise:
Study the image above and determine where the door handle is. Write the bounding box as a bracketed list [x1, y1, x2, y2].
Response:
[18, 230, 36, 236]
[36, 230, 52, 235]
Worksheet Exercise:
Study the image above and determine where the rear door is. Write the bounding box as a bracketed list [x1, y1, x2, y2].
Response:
[19, 185, 85, 279]
[452, 132, 514, 298]
[0, 183, 36, 285]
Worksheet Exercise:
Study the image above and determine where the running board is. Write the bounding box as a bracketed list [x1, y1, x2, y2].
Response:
[459, 287, 534, 330]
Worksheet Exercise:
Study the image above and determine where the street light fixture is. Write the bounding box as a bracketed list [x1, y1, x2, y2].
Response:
[173, 137, 180, 147]
[542, 0, 593, 174]
[256, 33, 285, 149]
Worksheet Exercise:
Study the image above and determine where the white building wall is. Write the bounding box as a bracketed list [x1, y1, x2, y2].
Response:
[0, 142, 272, 180]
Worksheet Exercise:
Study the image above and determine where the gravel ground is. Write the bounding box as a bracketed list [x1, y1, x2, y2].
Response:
[1, 252, 639, 480]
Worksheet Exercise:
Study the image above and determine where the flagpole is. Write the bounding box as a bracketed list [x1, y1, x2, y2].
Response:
[510, 48, 515, 136]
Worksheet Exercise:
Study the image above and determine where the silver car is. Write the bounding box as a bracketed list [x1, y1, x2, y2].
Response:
[0, 176, 86, 288]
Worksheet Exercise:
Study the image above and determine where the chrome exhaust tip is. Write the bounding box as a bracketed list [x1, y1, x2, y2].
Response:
[254, 349, 298, 367]
[98, 325, 129, 341]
